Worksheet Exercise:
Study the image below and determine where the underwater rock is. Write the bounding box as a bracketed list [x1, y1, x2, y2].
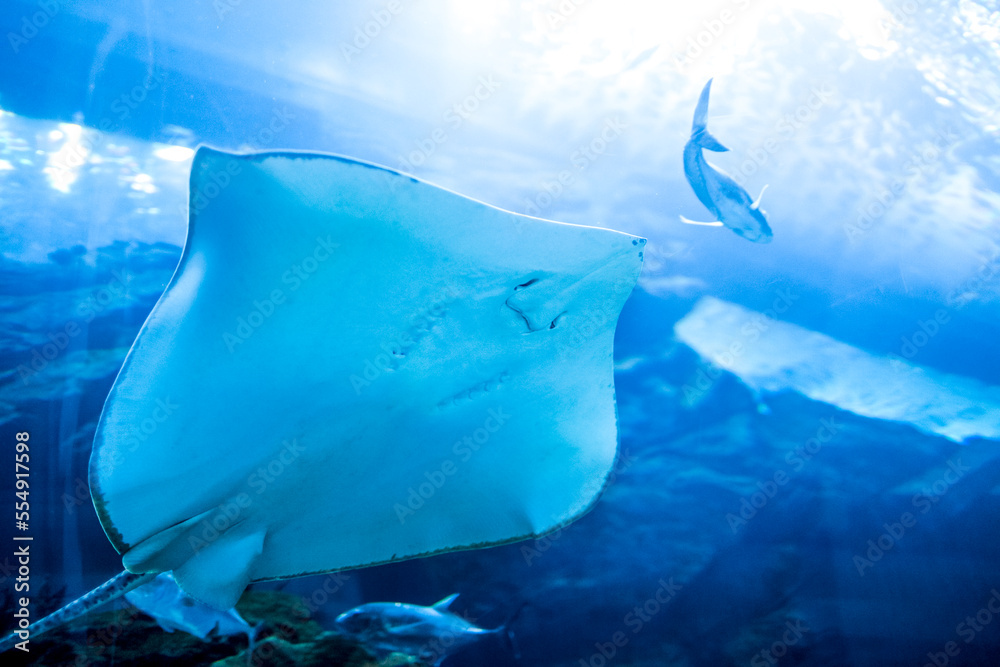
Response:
[0, 590, 390, 667]
[675, 296, 1000, 442]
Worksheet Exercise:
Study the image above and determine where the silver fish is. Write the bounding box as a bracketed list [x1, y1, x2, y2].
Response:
[682, 78, 773, 243]
[125, 572, 260, 647]
[334, 593, 517, 666]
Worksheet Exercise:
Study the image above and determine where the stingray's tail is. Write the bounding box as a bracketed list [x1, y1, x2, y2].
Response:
[691, 78, 729, 153]
[0, 570, 157, 653]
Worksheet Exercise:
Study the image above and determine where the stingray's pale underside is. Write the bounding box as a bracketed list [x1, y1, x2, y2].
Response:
[90, 147, 644, 609]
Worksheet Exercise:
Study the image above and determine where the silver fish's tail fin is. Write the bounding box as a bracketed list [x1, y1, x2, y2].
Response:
[694, 130, 729, 152]
[497, 601, 528, 663]
[0, 570, 156, 653]
[245, 621, 265, 667]
[691, 78, 729, 152]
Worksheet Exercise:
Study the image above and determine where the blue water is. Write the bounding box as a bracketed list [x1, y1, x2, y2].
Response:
[1, 0, 999, 665]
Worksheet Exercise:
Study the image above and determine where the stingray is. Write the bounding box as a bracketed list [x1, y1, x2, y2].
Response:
[0, 147, 643, 652]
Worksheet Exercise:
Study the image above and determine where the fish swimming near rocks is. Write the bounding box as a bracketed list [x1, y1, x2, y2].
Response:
[681, 78, 773, 243]
[125, 573, 261, 654]
[334, 593, 519, 666]
[0, 571, 261, 659]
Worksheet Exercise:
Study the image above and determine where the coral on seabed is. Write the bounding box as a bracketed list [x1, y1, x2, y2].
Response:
[1, 590, 425, 667]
